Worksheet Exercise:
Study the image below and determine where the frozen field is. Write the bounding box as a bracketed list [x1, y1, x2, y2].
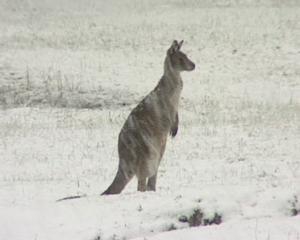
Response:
[0, 0, 300, 239]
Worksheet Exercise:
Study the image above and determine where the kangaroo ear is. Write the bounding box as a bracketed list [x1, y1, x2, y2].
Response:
[172, 40, 179, 47]
[178, 40, 184, 49]
[168, 40, 179, 55]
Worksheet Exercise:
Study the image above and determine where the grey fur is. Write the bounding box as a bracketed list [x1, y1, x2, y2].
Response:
[102, 40, 195, 195]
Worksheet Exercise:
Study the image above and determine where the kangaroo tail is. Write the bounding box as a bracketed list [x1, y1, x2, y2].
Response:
[101, 168, 132, 195]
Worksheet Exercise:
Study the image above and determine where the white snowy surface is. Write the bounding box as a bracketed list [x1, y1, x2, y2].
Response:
[1, 1, 300, 240]
[133, 216, 300, 240]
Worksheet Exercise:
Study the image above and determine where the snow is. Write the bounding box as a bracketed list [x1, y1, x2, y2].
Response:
[133, 216, 300, 240]
[1, 0, 300, 240]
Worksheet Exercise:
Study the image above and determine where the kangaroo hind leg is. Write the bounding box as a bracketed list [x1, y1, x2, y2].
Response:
[147, 173, 157, 191]
[146, 140, 166, 192]
[137, 178, 147, 192]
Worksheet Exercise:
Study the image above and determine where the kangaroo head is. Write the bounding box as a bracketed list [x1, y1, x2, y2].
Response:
[167, 40, 195, 72]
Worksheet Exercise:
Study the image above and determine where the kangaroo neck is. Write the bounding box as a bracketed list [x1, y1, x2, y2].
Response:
[159, 56, 183, 93]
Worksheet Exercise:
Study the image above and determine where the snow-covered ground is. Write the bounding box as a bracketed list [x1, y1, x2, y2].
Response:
[0, 1, 300, 239]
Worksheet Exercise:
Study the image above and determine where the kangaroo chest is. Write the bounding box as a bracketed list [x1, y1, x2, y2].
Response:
[161, 76, 183, 112]
[169, 85, 182, 111]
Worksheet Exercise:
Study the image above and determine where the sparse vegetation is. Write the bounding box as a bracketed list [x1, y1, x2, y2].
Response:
[179, 209, 222, 227]
[289, 195, 299, 216]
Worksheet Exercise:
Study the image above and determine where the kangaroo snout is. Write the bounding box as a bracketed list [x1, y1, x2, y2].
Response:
[188, 62, 196, 71]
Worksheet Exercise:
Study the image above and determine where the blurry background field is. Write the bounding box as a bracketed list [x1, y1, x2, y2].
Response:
[0, 1, 299, 240]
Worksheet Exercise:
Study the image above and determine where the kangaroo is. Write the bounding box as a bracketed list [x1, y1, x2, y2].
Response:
[102, 40, 195, 195]
[56, 40, 195, 202]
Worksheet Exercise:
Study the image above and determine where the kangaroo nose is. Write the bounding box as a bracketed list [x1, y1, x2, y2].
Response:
[190, 63, 196, 71]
